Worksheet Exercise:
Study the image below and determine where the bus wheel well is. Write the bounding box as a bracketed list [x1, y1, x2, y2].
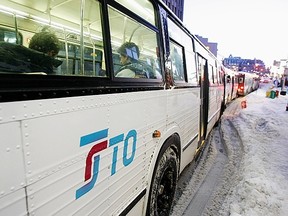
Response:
[169, 133, 181, 159]
[146, 134, 180, 216]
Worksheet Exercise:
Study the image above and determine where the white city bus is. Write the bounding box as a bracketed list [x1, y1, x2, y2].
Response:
[0, 0, 225, 215]
[223, 67, 239, 104]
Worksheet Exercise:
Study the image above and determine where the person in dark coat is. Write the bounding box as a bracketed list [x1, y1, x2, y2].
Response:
[0, 30, 62, 74]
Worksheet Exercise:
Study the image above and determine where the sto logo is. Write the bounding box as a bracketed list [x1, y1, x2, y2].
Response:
[76, 128, 137, 199]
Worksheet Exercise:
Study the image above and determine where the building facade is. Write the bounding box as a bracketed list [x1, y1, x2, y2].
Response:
[162, 0, 184, 21]
[195, 35, 218, 57]
[223, 55, 267, 74]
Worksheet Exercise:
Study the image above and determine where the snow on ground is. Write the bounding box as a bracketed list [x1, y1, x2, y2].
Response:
[172, 82, 288, 216]
[219, 83, 288, 216]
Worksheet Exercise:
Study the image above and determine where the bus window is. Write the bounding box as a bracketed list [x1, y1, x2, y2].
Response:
[0, 27, 22, 44]
[57, 42, 104, 76]
[170, 41, 185, 82]
[213, 62, 219, 84]
[114, 0, 155, 26]
[55, 0, 106, 77]
[239, 77, 244, 83]
[208, 64, 214, 84]
[108, 4, 161, 79]
[219, 67, 225, 84]
[167, 18, 198, 84]
[0, 0, 106, 76]
[185, 50, 198, 85]
[197, 55, 206, 85]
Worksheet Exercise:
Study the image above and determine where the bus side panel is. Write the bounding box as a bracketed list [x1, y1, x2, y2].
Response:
[207, 85, 223, 134]
[126, 196, 145, 216]
[225, 77, 232, 103]
[107, 91, 167, 215]
[0, 188, 27, 216]
[170, 88, 200, 171]
[10, 91, 168, 216]
[0, 122, 27, 216]
[166, 88, 200, 171]
[23, 104, 112, 215]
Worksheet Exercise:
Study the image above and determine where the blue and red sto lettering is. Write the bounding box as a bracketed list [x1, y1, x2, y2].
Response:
[76, 128, 137, 199]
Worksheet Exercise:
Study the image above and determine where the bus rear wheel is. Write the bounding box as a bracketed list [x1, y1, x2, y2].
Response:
[147, 145, 179, 216]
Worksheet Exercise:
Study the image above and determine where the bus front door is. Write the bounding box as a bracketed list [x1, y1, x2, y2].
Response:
[198, 57, 209, 148]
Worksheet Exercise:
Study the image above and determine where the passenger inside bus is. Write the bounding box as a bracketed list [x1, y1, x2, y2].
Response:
[115, 42, 153, 78]
[29, 30, 60, 58]
[115, 42, 140, 78]
[0, 30, 62, 74]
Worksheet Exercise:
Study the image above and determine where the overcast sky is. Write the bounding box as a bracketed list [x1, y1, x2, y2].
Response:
[183, 0, 288, 66]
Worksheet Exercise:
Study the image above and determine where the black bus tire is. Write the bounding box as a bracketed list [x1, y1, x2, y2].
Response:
[146, 143, 179, 216]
